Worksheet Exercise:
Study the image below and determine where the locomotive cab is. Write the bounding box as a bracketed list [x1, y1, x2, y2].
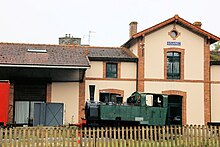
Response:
[84, 85, 168, 127]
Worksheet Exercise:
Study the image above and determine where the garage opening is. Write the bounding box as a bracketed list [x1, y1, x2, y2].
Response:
[14, 81, 47, 126]
[166, 95, 182, 125]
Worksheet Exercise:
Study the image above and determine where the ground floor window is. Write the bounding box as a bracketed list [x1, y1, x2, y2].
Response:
[14, 101, 44, 125]
[99, 92, 122, 103]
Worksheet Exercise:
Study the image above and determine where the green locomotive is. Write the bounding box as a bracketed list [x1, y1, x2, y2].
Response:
[84, 85, 168, 127]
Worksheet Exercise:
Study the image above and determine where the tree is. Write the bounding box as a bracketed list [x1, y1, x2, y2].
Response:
[213, 41, 220, 51]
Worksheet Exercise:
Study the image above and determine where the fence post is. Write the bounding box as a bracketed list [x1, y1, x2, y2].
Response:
[122, 126, 125, 147]
[109, 127, 113, 147]
[101, 127, 104, 147]
[130, 126, 133, 146]
[193, 125, 197, 146]
[150, 125, 153, 146]
[93, 127, 96, 147]
[105, 127, 108, 147]
[134, 126, 137, 147]
[141, 126, 145, 146]
[125, 127, 129, 147]
[197, 125, 201, 146]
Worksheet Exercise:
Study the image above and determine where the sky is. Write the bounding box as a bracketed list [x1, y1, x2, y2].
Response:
[0, 0, 220, 47]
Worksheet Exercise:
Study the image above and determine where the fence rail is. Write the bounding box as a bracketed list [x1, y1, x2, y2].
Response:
[0, 125, 220, 146]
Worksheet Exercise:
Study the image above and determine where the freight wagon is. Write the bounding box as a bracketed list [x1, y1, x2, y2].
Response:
[0, 81, 10, 127]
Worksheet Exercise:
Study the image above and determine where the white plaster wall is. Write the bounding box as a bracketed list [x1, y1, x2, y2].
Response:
[121, 62, 136, 79]
[129, 43, 138, 57]
[211, 84, 220, 122]
[144, 24, 204, 80]
[211, 65, 220, 81]
[51, 82, 79, 124]
[85, 61, 103, 78]
[144, 81, 204, 125]
[85, 80, 136, 102]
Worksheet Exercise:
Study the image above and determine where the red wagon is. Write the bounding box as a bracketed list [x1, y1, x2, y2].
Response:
[0, 81, 10, 126]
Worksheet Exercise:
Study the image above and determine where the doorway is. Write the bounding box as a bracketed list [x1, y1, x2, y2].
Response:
[14, 82, 46, 126]
[166, 95, 182, 125]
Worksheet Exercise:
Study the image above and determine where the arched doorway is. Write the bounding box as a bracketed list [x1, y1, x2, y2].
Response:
[162, 90, 186, 125]
[167, 95, 182, 125]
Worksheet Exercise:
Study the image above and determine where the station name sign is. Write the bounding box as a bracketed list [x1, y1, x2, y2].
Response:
[167, 41, 181, 46]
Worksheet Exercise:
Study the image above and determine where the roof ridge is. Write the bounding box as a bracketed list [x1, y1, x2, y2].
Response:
[121, 47, 138, 58]
[0, 42, 123, 49]
[131, 14, 220, 42]
[83, 45, 122, 49]
[0, 42, 77, 48]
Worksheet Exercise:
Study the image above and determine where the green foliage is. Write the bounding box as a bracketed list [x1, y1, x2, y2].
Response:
[213, 41, 220, 51]
[210, 53, 220, 61]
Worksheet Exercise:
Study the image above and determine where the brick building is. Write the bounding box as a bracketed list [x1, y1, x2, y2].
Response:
[0, 15, 220, 126]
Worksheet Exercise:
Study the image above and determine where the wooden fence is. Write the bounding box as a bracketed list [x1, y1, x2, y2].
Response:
[0, 125, 220, 147]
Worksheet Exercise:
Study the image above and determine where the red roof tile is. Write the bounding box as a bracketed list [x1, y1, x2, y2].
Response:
[123, 15, 220, 47]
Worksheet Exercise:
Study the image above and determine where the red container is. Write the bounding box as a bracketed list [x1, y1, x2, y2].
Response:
[0, 81, 10, 126]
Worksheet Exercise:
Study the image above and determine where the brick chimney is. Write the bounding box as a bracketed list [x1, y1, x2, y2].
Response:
[193, 21, 202, 28]
[129, 21, 138, 38]
[59, 34, 81, 45]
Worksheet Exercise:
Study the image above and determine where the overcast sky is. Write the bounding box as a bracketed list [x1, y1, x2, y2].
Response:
[0, 0, 219, 47]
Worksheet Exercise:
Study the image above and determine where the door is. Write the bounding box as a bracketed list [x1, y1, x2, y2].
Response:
[45, 103, 64, 126]
[14, 82, 46, 126]
[166, 95, 182, 125]
[33, 103, 64, 126]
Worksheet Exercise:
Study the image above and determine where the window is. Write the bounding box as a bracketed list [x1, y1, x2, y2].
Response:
[167, 52, 180, 79]
[106, 63, 118, 78]
[168, 28, 181, 40]
[99, 92, 121, 103]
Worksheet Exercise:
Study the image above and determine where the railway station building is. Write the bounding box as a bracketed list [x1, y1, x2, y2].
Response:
[0, 15, 220, 126]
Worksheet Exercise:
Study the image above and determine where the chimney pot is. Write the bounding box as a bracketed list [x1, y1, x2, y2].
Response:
[193, 21, 202, 28]
[129, 21, 138, 38]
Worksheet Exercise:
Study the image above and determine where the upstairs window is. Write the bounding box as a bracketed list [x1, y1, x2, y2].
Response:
[167, 52, 180, 79]
[106, 63, 118, 78]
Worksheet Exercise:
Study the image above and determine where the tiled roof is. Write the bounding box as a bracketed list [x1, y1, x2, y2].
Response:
[86, 46, 137, 62]
[123, 15, 220, 47]
[0, 43, 137, 68]
[0, 43, 89, 67]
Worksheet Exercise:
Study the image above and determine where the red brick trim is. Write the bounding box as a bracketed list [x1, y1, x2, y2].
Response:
[144, 78, 204, 83]
[46, 83, 52, 103]
[103, 62, 121, 79]
[204, 38, 211, 124]
[8, 83, 14, 123]
[99, 89, 124, 98]
[164, 48, 185, 80]
[168, 27, 181, 40]
[133, 15, 220, 42]
[85, 77, 206, 83]
[85, 77, 136, 81]
[78, 81, 85, 123]
[137, 38, 145, 92]
[211, 81, 220, 84]
[162, 90, 187, 125]
[103, 62, 106, 78]
[118, 62, 121, 79]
